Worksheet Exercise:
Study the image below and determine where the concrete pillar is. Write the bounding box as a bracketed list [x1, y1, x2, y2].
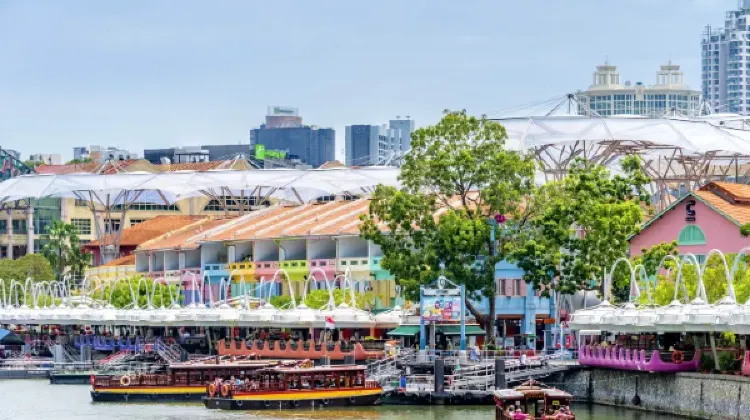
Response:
[25, 205, 34, 254]
[227, 245, 236, 264]
[178, 252, 186, 270]
[6, 210, 12, 260]
[495, 358, 506, 389]
[522, 282, 537, 349]
[434, 358, 445, 393]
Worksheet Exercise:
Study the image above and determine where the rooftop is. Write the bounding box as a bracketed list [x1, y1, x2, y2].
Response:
[36, 158, 252, 175]
[138, 217, 235, 251]
[696, 182, 750, 224]
[85, 215, 207, 248]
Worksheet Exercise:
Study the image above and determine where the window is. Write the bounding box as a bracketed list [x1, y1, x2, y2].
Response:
[129, 219, 147, 227]
[104, 219, 121, 234]
[71, 218, 91, 235]
[11, 220, 26, 235]
[114, 200, 178, 211]
[677, 225, 706, 245]
[204, 196, 269, 211]
[74, 199, 89, 207]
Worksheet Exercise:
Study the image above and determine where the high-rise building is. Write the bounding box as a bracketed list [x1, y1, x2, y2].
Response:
[29, 153, 62, 165]
[143, 145, 252, 164]
[576, 62, 701, 117]
[702, 0, 750, 113]
[249, 107, 335, 168]
[345, 118, 415, 166]
[74, 145, 138, 162]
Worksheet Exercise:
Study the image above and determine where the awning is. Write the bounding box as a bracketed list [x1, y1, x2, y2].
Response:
[386, 325, 420, 337]
[437, 325, 485, 336]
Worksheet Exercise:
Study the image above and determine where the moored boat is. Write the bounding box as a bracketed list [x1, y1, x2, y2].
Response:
[90, 357, 296, 402]
[203, 364, 382, 410]
[493, 381, 575, 420]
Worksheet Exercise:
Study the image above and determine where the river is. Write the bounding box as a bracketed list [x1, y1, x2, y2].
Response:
[0, 380, 685, 419]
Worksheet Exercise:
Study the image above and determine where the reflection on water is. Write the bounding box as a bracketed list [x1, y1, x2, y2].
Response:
[0, 380, 684, 420]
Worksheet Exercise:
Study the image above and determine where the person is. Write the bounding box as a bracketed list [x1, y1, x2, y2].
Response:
[513, 408, 527, 419]
[519, 352, 527, 370]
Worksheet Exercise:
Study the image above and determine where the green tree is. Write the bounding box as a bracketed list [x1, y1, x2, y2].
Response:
[41, 220, 91, 278]
[0, 254, 55, 304]
[511, 156, 651, 295]
[65, 157, 93, 165]
[612, 241, 679, 303]
[361, 110, 537, 340]
[741, 223, 750, 238]
[100, 276, 180, 308]
[270, 289, 376, 310]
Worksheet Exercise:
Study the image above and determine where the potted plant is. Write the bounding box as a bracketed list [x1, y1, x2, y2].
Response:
[699, 352, 714, 374]
[718, 351, 737, 374]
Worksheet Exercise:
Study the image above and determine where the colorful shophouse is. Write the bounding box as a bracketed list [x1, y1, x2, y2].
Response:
[629, 182, 750, 262]
[132, 199, 555, 347]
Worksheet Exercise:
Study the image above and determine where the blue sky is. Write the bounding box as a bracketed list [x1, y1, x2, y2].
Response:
[0, 0, 736, 161]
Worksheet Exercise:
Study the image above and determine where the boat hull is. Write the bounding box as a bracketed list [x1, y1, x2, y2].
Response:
[204, 390, 381, 410]
[50, 373, 93, 385]
[90, 387, 205, 402]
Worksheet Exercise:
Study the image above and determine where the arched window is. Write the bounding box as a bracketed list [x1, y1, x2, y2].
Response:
[677, 225, 706, 245]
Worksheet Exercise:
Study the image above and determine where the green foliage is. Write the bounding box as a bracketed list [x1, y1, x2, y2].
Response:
[741, 223, 750, 238]
[646, 253, 750, 306]
[700, 352, 715, 372]
[41, 220, 91, 278]
[65, 158, 93, 165]
[718, 351, 738, 373]
[721, 332, 736, 347]
[0, 254, 55, 282]
[360, 110, 537, 337]
[612, 241, 679, 303]
[511, 156, 651, 295]
[271, 289, 377, 310]
[23, 160, 42, 168]
[99, 276, 179, 308]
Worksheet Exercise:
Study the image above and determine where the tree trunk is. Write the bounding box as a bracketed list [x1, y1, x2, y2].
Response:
[465, 298, 487, 330]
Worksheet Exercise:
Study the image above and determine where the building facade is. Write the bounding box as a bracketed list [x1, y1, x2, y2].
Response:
[702, 0, 750, 113]
[74, 145, 139, 162]
[345, 119, 414, 166]
[629, 182, 750, 264]
[29, 154, 62, 165]
[144, 145, 252, 164]
[577, 62, 701, 117]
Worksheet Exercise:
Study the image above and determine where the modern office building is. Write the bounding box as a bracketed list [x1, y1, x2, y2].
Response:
[345, 118, 414, 166]
[702, 0, 750, 113]
[249, 107, 335, 168]
[576, 62, 701, 117]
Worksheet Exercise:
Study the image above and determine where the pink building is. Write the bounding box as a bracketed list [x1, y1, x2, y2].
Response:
[630, 182, 750, 261]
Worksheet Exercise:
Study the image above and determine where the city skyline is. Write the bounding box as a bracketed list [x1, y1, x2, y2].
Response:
[0, 0, 733, 160]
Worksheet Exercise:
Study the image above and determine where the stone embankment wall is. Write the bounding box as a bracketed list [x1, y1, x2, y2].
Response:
[555, 369, 750, 419]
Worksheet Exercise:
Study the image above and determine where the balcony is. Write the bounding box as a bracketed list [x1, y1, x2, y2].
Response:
[337, 257, 371, 273]
[309, 259, 336, 281]
[279, 260, 308, 282]
[254, 261, 280, 280]
[371, 256, 393, 280]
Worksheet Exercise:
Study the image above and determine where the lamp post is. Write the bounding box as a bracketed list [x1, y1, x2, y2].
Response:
[487, 213, 505, 342]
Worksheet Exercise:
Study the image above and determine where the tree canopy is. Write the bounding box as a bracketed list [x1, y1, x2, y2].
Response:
[611, 241, 679, 303]
[41, 220, 91, 278]
[361, 110, 537, 338]
[269, 289, 376, 309]
[97, 276, 180, 308]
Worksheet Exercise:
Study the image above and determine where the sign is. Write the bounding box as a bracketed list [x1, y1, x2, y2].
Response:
[685, 200, 696, 222]
[421, 295, 461, 321]
[268, 106, 298, 116]
[254, 144, 265, 160]
[254, 145, 287, 160]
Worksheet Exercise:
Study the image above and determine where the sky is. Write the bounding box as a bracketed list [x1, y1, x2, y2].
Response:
[0, 0, 739, 161]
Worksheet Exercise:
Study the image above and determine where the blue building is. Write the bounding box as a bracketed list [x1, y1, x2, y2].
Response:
[345, 119, 414, 166]
[250, 126, 335, 168]
[471, 260, 555, 350]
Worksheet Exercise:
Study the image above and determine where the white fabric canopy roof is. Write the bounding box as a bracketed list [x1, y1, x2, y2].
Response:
[498, 116, 750, 156]
[0, 167, 401, 204]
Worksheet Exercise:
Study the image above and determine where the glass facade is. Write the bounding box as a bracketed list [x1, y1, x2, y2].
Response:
[249, 126, 335, 168]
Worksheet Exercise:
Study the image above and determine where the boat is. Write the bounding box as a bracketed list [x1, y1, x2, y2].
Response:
[90, 357, 296, 402]
[493, 381, 575, 420]
[203, 364, 382, 410]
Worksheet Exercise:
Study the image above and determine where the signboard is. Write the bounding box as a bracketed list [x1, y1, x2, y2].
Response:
[254, 144, 266, 160]
[421, 295, 461, 321]
[268, 106, 298, 116]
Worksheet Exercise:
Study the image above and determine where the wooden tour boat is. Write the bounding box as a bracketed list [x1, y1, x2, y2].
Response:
[90, 357, 296, 402]
[493, 381, 575, 420]
[203, 364, 382, 410]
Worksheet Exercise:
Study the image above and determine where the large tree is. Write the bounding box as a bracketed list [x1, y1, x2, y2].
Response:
[360, 110, 537, 340]
[41, 220, 91, 279]
[510, 157, 651, 296]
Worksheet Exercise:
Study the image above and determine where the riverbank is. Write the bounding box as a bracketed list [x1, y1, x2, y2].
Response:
[555, 368, 750, 420]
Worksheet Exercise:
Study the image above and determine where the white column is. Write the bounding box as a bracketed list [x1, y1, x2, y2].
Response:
[6, 210, 13, 259]
[227, 245, 236, 264]
[178, 252, 186, 270]
[25, 205, 34, 255]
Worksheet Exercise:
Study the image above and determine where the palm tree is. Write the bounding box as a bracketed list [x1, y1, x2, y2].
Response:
[41, 221, 91, 279]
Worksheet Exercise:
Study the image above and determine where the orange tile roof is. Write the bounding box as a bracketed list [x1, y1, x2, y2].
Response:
[36, 163, 100, 174]
[101, 254, 136, 267]
[138, 218, 234, 251]
[155, 159, 252, 172]
[694, 189, 750, 225]
[85, 215, 206, 248]
[702, 181, 750, 204]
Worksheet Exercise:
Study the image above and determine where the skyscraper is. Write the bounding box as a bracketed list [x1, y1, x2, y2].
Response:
[702, 0, 750, 113]
[345, 118, 415, 166]
[249, 107, 335, 168]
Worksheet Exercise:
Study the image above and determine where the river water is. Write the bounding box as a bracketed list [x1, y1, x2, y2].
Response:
[0, 380, 685, 420]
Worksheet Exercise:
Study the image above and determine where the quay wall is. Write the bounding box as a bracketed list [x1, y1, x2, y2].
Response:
[555, 369, 750, 419]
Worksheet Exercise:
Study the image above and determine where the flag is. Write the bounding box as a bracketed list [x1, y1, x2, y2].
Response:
[325, 316, 335, 330]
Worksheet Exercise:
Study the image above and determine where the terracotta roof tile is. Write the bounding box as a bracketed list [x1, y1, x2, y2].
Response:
[85, 215, 206, 248]
[138, 218, 234, 251]
[702, 181, 750, 203]
[694, 189, 750, 225]
[155, 159, 252, 172]
[101, 254, 136, 267]
[35, 163, 100, 175]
